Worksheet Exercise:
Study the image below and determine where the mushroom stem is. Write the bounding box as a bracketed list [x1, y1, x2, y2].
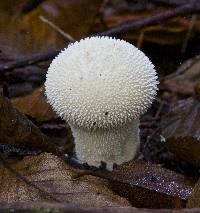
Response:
[70, 119, 140, 171]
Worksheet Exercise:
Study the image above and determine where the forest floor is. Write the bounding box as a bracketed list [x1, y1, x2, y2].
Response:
[1, 0, 200, 212]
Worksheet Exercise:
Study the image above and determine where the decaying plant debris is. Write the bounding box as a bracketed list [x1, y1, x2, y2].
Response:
[1, 0, 200, 212]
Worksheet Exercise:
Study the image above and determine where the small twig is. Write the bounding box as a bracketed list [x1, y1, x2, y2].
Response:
[182, 0, 197, 53]
[181, 14, 197, 53]
[2, 82, 10, 98]
[39, 16, 75, 42]
[0, 50, 60, 72]
[136, 31, 145, 49]
[145, 127, 161, 146]
[155, 100, 164, 119]
[97, 3, 200, 36]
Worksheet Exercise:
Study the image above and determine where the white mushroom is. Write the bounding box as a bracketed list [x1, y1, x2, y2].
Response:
[45, 36, 158, 171]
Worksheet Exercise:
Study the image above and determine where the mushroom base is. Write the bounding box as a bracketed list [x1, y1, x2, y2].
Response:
[70, 120, 140, 171]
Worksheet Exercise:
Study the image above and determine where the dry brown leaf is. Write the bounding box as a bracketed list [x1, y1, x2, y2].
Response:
[12, 86, 56, 122]
[161, 97, 200, 167]
[0, 0, 101, 57]
[162, 55, 200, 98]
[187, 178, 200, 208]
[0, 153, 130, 207]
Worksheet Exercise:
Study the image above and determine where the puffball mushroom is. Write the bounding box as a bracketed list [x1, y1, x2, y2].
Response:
[45, 36, 158, 171]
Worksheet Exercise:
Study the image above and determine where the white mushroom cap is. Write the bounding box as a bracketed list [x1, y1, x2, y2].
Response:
[45, 37, 158, 129]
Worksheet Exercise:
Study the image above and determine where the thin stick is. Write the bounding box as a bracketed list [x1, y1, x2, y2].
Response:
[39, 16, 75, 42]
[0, 50, 60, 72]
[98, 3, 199, 36]
[136, 31, 144, 49]
[181, 14, 197, 53]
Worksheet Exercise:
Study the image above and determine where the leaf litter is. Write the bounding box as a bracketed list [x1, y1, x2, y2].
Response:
[1, 0, 200, 211]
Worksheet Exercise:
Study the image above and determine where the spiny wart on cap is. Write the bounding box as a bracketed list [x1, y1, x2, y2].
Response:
[45, 36, 158, 171]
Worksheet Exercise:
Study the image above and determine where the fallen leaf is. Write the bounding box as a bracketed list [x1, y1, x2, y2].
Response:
[187, 178, 200, 208]
[12, 86, 56, 122]
[0, 94, 56, 154]
[108, 160, 195, 208]
[0, 0, 102, 57]
[161, 97, 200, 167]
[0, 153, 130, 207]
[0, 201, 191, 213]
[162, 54, 200, 98]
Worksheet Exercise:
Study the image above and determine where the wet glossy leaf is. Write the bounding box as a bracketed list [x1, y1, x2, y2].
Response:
[108, 160, 195, 209]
